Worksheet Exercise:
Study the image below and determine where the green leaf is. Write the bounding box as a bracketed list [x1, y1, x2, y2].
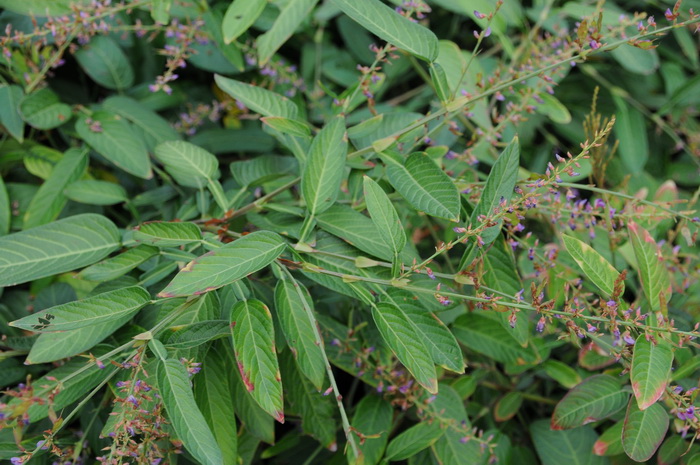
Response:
[153, 140, 218, 189]
[630, 335, 674, 410]
[261, 117, 311, 138]
[194, 347, 238, 465]
[64, 180, 128, 205]
[542, 360, 582, 389]
[76, 111, 152, 179]
[348, 395, 393, 465]
[363, 176, 406, 258]
[222, 0, 267, 43]
[536, 93, 572, 124]
[613, 95, 647, 173]
[622, 401, 669, 462]
[470, 137, 520, 244]
[133, 222, 203, 248]
[0, 84, 24, 141]
[0, 0, 90, 15]
[530, 420, 608, 465]
[495, 391, 524, 422]
[429, 62, 451, 103]
[149, 339, 168, 361]
[371, 302, 437, 393]
[257, 0, 319, 65]
[230, 299, 284, 422]
[656, 435, 689, 465]
[562, 234, 622, 297]
[23, 148, 87, 229]
[551, 374, 629, 430]
[452, 313, 539, 364]
[230, 155, 298, 187]
[385, 421, 445, 461]
[19, 87, 72, 130]
[593, 421, 624, 456]
[383, 151, 460, 221]
[628, 221, 671, 312]
[382, 289, 464, 373]
[102, 95, 181, 151]
[610, 44, 659, 76]
[331, 0, 438, 62]
[301, 116, 348, 216]
[157, 358, 224, 465]
[159, 230, 285, 297]
[0, 213, 120, 287]
[215, 75, 299, 120]
[165, 320, 230, 349]
[0, 176, 9, 236]
[10, 286, 149, 332]
[151, 0, 172, 24]
[74, 35, 134, 89]
[79, 245, 159, 282]
[230, 349, 276, 444]
[274, 279, 326, 390]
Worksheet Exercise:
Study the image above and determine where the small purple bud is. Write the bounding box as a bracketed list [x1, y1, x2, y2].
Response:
[473, 10, 485, 19]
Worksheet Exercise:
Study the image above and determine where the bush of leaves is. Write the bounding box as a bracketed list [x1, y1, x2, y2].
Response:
[0, 0, 699, 463]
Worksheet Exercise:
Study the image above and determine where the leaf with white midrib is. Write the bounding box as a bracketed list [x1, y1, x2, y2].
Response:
[562, 234, 622, 297]
[133, 221, 203, 247]
[257, 0, 319, 65]
[363, 176, 406, 257]
[153, 141, 218, 189]
[622, 401, 669, 462]
[628, 221, 671, 312]
[531, 420, 607, 465]
[551, 374, 629, 429]
[215, 74, 299, 120]
[630, 335, 673, 409]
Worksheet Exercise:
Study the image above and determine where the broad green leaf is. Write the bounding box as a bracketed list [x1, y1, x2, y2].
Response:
[230, 299, 284, 422]
[562, 234, 622, 297]
[385, 421, 444, 461]
[261, 117, 311, 138]
[154, 141, 218, 189]
[165, 320, 229, 349]
[542, 360, 582, 389]
[19, 87, 72, 130]
[610, 44, 659, 76]
[0, 0, 90, 15]
[530, 420, 608, 465]
[613, 95, 648, 173]
[257, 0, 319, 65]
[274, 279, 326, 390]
[301, 116, 348, 216]
[230, 155, 298, 187]
[159, 231, 285, 297]
[470, 137, 520, 244]
[593, 421, 624, 456]
[630, 335, 674, 410]
[194, 347, 238, 465]
[230, 349, 276, 444]
[10, 286, 149, 332]
[0, 84, 24, 141]
[628, 221, 671, 312]
[0, 213, 120, 287]
[452, 313, 539, 364]
[133, 222, 203, 247]
[622, 401, 669, 462]
[80, 245, 159, 282]
[166, 292, 220, 328]
[331, 0, 438, 62]
[215, 75, 299, 120]
[76, 111, 152, 179]
[536, 93, 572, 124]
[23, 148, 87, 229]
[0, 176, 8, 236]
[383, 151, 460, 221]
[551, 375, 629, 430]
[157, 358, 224, 465]
[495, 391, 524, 422]
[382, 289, 464, 373]
[74, 36, 134, 89]
[657, 436, 689, 465]
[348, 395, 393, 465]
[363, 176, 406, 258]
[281, 351, 336, 448]
[371, 302, 437, 393]
[22, 145, 64, 180]
[222, 0, 266, 43]
[64, 180, 128, 205]
[103, 96, 181, 150]
[151, 0, 172, 23]
[429, 62, 451, 103]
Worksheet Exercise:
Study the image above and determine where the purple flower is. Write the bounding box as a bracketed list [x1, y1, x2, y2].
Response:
[484, 27, 491, 37]
[677, 406, 695, 421]
[11, 458, 22, 465]
[473, 10, 485, 19]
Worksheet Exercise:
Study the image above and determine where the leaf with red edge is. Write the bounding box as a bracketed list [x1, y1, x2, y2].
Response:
[628, 221, 672, 312]
[630, 334, 673, 410]
[551, 375, 629, 430]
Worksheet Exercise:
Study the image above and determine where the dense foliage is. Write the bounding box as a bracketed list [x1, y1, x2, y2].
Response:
[0, 0, 699, 464]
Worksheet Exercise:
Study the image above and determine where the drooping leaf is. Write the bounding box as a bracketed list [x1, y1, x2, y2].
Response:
[157, 358, 224, 465]
[530, 420, 608, 465]
[628, 221, 672, 312]
[562, 234, 622, 297]
[64, 180, 128, 205]
[274, 278, 326, 390]
[551, 375, 629, 430]
[11, 286, 149, 332]
[158, 231, 286, 297]
[363, 176, 406, 259]
[261, 117, 311, 138]
[80, 245, 159, 282]
[383, 151, 460, 221]
[102, 95, 181, 150]
[257, 0, 319, 65]
[348, 395, 393, 465]
[74, 35, 134, 90]
[194, 347, 238, 465]
[153, 141, 218, 189]
[331, 0, 438, 62]
[0, 84, 24, 141]
[371, 302, 437, 393]
[452, 313, 539, 364]
[19, 87, 72, 130]
[76, 111, 152, 179]
[385, 421, 445, 461]
[222, 0, 267, 43]
[230, 299, 284, 423]
[622, 401, 669, 462]
[165, 320, 230, 349]
[630, 335, 674, 410]
[0, 213, 120, 287]
[23, 148, 87, 229]
[301, 116, 348, 216]
[215, 75, 299, 120]
[133, 222, 203, 248]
